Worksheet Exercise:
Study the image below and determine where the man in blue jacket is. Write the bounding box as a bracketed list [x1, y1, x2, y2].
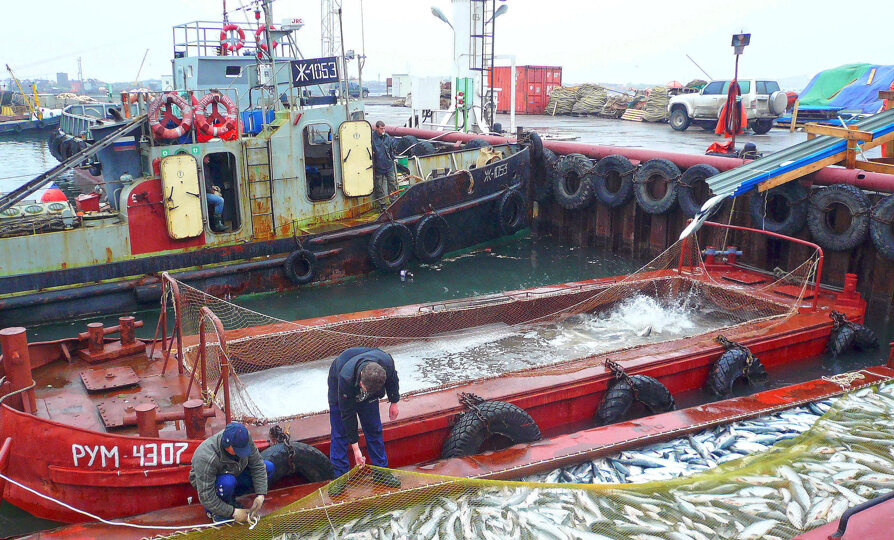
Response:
[371, 121, 398, 207]
[327, 347, 401, 494]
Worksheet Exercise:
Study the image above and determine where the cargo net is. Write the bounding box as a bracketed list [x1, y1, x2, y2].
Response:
[169, 226, 820, 424]
[164, 378, 893, 540]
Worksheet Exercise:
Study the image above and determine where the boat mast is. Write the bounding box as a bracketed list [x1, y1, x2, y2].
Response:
[336, 6, 350, 118]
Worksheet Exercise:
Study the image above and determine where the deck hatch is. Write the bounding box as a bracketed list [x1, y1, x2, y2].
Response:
[97, 394, 158, 429]
[80, 367, 140, 392]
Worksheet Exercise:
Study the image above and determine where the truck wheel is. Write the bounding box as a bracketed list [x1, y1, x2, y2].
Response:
[669, 109, 690, 131]
[698, 121, 716, 132]
[752, 119, 774, 135]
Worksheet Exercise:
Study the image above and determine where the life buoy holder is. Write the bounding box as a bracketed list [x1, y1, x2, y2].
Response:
[148, 93, 194, 140]
[194, 93, 238, 138]
[220, 24, 246, 52]
[255, 24, 278, 58]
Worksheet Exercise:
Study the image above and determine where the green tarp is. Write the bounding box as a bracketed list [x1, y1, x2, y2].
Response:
[797, 63, 871, 108]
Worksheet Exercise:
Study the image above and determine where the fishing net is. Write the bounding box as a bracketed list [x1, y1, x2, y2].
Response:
[571, 85, 607, 115]
[160, 378, 894, 540]
[643, 86, 670, 122]
[599, 94, 631, 118]
[545, 86, 578, 115]
[163, 223, 821, 425]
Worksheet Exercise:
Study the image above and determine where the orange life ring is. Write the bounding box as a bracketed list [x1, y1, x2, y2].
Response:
[148, 93, 194, 140]
[255, 24, 278, 58]
[194, 93, 238, 138]
[220, 24, 246, 52]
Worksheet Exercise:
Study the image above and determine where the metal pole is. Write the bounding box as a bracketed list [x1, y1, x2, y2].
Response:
[731, 53, 739, 151]
[337, 7, 350, 119]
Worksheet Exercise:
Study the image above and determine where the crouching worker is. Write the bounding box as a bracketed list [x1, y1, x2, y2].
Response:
[190, 422, 274, 522]
[328, 347, 401, 496]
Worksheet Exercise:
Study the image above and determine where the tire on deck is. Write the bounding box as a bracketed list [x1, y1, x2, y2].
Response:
[441, 400, 542, 459]
[261, 442, 335, 484]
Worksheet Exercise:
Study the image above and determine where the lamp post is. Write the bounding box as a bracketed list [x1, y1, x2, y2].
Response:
[730, 32, 750, 151]
[431, 7, 457, 109]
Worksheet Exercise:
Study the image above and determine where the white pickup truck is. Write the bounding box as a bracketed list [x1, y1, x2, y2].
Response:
[667, 79, 788, 134]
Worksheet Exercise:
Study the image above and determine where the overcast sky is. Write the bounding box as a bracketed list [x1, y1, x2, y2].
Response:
[3, 0, 891, 90]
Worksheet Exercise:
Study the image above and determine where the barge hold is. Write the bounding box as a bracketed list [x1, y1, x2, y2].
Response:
[0, 221, 874, 526]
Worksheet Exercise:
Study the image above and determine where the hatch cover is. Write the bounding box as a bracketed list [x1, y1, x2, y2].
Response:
[97, 394, 158, 429]
[771, 284, 815, 300]
[80, 366, 140, 392]
[720, 271, 767, 285]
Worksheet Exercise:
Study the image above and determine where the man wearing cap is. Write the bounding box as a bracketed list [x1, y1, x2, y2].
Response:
[327, 347, 401, 494]
[189, 422, 275, 522]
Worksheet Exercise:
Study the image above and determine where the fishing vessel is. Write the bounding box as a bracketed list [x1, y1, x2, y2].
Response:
[0, 221, 876, 525]
[0, 11, 536, 328]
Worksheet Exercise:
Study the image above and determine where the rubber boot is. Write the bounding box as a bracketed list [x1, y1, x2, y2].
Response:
[210, 214, 227, 233]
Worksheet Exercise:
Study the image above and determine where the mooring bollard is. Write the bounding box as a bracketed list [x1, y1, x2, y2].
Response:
[135, 402, 159, 438]
[183, 399, 208, 439]
[0, 327, 36, 414]
[119, 316, 136, 346]
[86, 323, 105, 354]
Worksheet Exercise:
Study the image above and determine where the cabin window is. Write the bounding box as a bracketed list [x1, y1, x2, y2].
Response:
[225, 65, 242, 77]
[702, 81, 724, 95]
[202, 152, 242, 232]
[304, 123, 336, 201]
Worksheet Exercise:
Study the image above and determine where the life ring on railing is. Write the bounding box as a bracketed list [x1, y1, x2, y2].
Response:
[194, 93, 238, 138]
[368, 222, 413, 272]
[148, 93, 194, 140]
[283, 249, 317, 285]
[220, 24, 246, 52]
[255, 24, 278, 58]
[441, 400, 541, 459]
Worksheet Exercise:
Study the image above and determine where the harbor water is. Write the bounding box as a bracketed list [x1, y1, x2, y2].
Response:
[1, 116, 892, 536]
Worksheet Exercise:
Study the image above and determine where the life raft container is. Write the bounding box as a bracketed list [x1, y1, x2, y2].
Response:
[441, 394, 541, 459]
[194, 93, 238, 139]
[219, 23, 246, 52]
[148, 93, 194, 140]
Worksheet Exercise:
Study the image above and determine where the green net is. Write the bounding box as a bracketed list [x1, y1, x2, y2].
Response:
[162, 378, 894, 540]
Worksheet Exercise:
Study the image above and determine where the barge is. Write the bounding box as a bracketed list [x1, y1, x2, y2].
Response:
[0, 222, 872, 526]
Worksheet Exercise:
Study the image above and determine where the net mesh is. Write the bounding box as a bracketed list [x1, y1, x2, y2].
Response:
[157, 378, 894, 540]
[166, 225, 821, 424]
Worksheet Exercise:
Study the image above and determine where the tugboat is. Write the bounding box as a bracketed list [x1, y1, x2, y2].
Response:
[0, 10, 536, 327]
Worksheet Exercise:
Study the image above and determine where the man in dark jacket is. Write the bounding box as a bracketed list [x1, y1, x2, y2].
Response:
[327, 347, 401, 493]
[371, 121, 398, 207]
[189, 422, 275, 522]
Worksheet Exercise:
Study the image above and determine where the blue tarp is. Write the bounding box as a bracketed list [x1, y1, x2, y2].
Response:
[830, 65, 894, 113]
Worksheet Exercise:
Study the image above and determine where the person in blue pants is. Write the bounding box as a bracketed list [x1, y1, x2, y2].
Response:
[327, 347, 402, 495]
[189, 422, 275, 522]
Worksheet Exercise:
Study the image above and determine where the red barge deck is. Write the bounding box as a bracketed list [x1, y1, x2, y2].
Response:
[0, 223, 874, 529]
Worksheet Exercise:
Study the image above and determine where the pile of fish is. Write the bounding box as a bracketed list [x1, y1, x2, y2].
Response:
[278, 383, 894, 540]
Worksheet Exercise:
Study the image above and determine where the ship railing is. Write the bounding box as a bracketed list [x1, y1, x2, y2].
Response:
[194, 307, 233, 424]
[678, 221, 824, 311]
[150, 272, 184, 375]
[173, 20, 266, 58]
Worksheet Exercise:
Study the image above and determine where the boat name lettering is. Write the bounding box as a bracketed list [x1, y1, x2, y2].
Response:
[291, 57, 340, 87]
[70, 442, 189, 468]
[484, 163, 508, 183]
[71, 444, 119, 468]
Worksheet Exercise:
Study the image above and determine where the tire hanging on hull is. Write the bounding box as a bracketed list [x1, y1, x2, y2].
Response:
[705, 335, 768, 397]
[633, 159, 680, 214]
[553, 153, 596, 210]
[594, 360, 675, 426]
[413, 213, 449, 263]
[441, 393, 541, 459]
[827, 310, 878, 357]
[592, 154, 635, 208]
[807, 184, 870, 252]
[368, 222, 413, 272]
[283, 249, 317, 285]
[748, 182, 808, 236]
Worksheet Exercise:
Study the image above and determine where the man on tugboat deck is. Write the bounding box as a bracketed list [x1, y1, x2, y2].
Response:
[371, 121, 398, 207]
[189, 422, 274, 523]
[327, 347, 402, 496]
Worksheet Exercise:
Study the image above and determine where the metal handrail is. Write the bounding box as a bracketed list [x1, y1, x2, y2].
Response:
[197, 306, 232, 424]
[681, 220, 824, 311]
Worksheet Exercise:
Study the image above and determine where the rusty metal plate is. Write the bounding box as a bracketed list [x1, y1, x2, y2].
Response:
[96, 394, 158, 429]
[80, 366, 140, 392]
[720, 271, 767, 285]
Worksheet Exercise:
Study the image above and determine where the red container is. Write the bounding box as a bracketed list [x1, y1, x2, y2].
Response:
[76, 192, 100, 212]
[490, 66, 562, 115]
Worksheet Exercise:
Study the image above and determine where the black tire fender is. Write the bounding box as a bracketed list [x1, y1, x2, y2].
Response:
[497, 189, 527, 236]
[393, 135, 418, 156]
[261, 441, 335, 484]
[870, 194, 894, 261]
[705, 348, 768, 397]
[527, 131, 543, 162]
[464, 138, 490, 150]
[633, 158, 680, 214]
[827, 325, 856, 358]
[594, 374, 675, 426]
[368, 222, 413, 272]
[283, 249, 317, 285]
[678, 164, 721, 218]
[553, 153, 595, 210]
[748, 182, 808, 236]
[413, 214, 449, 263]
[852, 324, 879, 350]
[593, 154, 635, 208]
[410, 140, 436, 157]
[48, 132, 63, 161]
[440, 400, 542, 459]
[807, 184, 870, 251]
[531, 147, 558, 203]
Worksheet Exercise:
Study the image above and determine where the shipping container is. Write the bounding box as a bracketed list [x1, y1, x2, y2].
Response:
[490, 66, 562, 115]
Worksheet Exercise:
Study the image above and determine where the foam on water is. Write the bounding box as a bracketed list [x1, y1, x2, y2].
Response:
[240, 293, 740, 419]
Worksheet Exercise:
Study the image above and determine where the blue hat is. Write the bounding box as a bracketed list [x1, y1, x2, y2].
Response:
[221, 422, 252, 458]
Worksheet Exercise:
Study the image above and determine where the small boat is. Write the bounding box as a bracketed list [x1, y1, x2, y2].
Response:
[0, 221, 873, 524]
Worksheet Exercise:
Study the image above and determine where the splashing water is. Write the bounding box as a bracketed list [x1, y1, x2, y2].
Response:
[241, 293, 740, 419]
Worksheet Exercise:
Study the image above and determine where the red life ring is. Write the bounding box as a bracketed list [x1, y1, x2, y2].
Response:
[194, 93, 238, 139]
[220, 24, 246, 52]
[255, 24, 278, 58]
[148, 93, 194, 140]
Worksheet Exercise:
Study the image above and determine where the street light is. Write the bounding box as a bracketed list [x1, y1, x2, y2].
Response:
[486, 4, 508, 24]
[431, 5, 458, 110]
[431, 7, 453, 30]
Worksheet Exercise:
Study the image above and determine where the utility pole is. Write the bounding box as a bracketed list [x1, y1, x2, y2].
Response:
[321, 0, 341, 57]
[77, 57, 83, 85]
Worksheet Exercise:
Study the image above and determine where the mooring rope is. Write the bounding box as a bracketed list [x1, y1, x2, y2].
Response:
[0, 470, 235, 531]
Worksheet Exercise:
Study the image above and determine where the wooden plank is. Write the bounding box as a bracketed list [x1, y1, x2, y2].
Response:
[790, 100, 800, 132]
[846, 139, 857, 169]
[855, 159, 894, 175]
[861, 129, 894, 152]
[878, 90, 894, 100]
[757, 151, 847, 192]
[621, 109, 645, 122]
[804, 123, 873, 142]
